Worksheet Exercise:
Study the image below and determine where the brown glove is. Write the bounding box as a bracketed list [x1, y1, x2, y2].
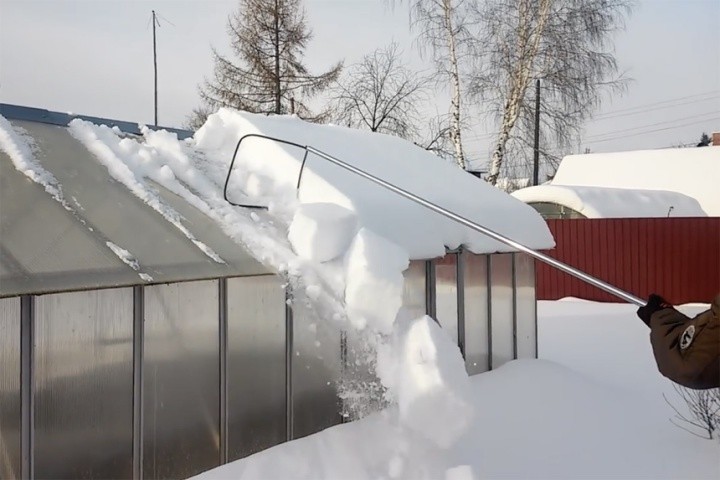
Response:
[637, 294, 674, 326]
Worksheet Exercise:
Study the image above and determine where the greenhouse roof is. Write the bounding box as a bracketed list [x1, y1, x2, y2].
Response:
[0, 106, 269, 297]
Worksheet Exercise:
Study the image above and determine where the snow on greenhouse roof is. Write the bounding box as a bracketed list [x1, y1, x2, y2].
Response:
[511, 185, 707, 218]
[551, 147, 720, 216]
[191, 109, 554, 258]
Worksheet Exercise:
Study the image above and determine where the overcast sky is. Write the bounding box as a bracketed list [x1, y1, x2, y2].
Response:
[1, 0, 718, 170]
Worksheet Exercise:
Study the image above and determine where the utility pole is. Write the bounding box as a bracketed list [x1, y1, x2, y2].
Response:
[152, 10, 159, 126]
[532, 79, 540, 186]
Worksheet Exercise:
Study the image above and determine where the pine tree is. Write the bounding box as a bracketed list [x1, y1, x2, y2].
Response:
[190, 0, 342, 128]
[697, 133, 711, 147]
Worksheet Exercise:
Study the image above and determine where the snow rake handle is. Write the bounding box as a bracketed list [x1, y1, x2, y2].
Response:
[224, 134, 645, 307]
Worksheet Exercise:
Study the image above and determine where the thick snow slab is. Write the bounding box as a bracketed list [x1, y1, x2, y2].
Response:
[551, 147, 720, 216]
[288, 202, 358, 262]
[344, 228, 409, 333]
[512, 184, 707, 218]
[194, 109, 554, 258]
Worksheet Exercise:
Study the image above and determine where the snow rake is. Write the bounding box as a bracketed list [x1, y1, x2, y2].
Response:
[224, 134, 645, 307]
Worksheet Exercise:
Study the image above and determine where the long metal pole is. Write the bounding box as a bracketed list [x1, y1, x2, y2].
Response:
[532, 79, 540, 186]
[305, 146, 645, 306]
[152, 10, 158, 127]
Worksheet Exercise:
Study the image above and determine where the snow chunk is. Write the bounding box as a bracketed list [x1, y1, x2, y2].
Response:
[376, 316, 474, 449]
[288, 203, 358, 262]
[106, 241, 140, 270]
[344, 228, 409, 333]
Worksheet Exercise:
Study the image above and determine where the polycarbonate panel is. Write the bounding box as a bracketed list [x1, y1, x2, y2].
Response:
[147, 180, 268, 276]
[143, 280, 220, 480]
[490, 254, 515, 369]
[435, 254, 458, 344]
[402, 260, 427, 319]
[292, 295, 342, 439]
[0, 120, 270, 297]
[0, 148, 137, 297]
[463, 254, 490, 375]
[34, 288, 133, 479]
[514, 254, 537, 359]
[0, 297, 21, 480]
[226, 276, 286, 460]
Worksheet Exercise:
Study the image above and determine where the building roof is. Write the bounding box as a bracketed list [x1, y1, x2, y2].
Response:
[550, 147, 720, 216]
[511, 185, 707, 218]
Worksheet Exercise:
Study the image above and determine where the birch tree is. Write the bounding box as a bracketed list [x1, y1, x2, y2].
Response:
[392, 0, 472, 169]
[471, 0, 634, 185]
[190, 0, 342, 128]
[332, 43, 430, 139]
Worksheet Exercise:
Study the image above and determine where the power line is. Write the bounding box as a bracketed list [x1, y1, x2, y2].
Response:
[585, 111, 720, 140]
[593, 90, 720, 119]
[592, 94, 720, 121]
[584, 117, 720, 144]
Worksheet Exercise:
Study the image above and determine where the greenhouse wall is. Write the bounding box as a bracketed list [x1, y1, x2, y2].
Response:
[0, 251, 536, 480]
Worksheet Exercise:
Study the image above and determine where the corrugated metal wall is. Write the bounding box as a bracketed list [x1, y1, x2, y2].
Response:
[537, 218, 720, 304]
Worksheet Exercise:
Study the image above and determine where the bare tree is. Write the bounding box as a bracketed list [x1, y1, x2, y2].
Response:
[664, 384, 720, 440]
[469, 0, 634, 185]
[417, 113, 455, 160]
[190, 0, 342, 127]
[391, 0, 473, 169]
[332, 43, 430, 140]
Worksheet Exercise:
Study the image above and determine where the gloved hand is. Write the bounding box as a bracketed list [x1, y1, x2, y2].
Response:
[636, 293, 673, 326]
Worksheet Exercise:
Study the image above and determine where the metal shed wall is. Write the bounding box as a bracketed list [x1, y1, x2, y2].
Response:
[536, 218, 720, 304]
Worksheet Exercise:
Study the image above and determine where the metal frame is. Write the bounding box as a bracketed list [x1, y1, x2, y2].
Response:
[0, 103, 192, 140]
[486, 256, 493, 371]
[511, 254, 518, 360]
[456, 251, 466, 359]
[20, 295, 34, 480]
[284, 287, 294, 442]
[132, 286, 144, 480]
[425, 260, 436, 318]
[218, 279, 228, 464]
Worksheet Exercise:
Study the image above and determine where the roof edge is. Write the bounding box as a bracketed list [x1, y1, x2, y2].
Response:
[0, 103, 193, 140]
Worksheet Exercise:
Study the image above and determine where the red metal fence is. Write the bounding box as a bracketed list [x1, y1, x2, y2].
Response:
[536, 218, 720, 305]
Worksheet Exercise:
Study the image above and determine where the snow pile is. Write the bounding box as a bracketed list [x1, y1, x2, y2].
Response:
[68, 120, 226, 264]
[192, 300, 720, 480]
[512, 184, 707, 218]
[376, 316, 474, 449]
[550, 147, 720, 216]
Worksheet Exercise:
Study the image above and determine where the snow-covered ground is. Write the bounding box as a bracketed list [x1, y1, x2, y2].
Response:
[193, 299, 719, 480]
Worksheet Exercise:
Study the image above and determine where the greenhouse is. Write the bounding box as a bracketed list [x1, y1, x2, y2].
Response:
[0, 103, 553, 480]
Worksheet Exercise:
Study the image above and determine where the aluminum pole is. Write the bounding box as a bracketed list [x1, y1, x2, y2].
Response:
[305, 146, 645, 307]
